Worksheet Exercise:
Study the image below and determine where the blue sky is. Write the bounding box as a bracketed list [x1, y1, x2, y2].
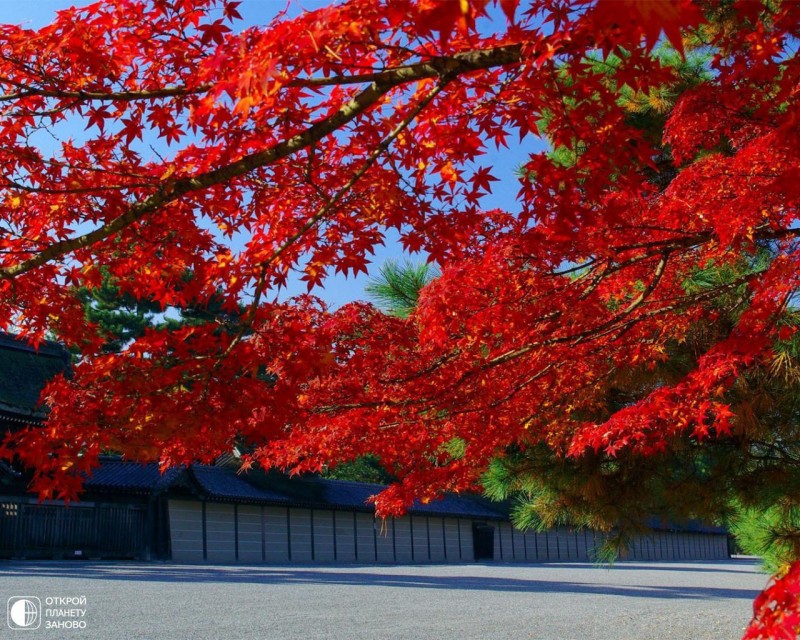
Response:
[0, 0, 536, 309]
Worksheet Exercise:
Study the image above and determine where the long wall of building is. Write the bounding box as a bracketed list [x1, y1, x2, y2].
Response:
[167, 499, 730, 565]
[490, 521, 729, 563]
[168, 500, 478, 564]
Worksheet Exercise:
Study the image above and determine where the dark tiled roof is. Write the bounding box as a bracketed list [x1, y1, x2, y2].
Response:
[188, 464, 506, 519]
[0, 333, 69, 419]
[83, 458, 501, 519]
[84, 461, 184, 494]
[410, 491, 508, 520]
[190, 465, 291, 504]
[25, 457, 729, 531]
[302, 477, 379, 511]
[302, 477, 507, 520]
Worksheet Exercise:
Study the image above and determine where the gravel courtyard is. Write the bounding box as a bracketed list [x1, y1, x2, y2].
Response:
[0, 560, 767, 639]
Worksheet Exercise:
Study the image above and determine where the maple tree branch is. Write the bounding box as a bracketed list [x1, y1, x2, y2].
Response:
[0, 48, 521, 101]
[488, 362, 555, 408]
[264, 79, 454, 268]
[622, 252, 668, 315]
[1, 177, 151, 195]
[393, 233, 765, 392]
[578, 259, 612, 300]
[0, 81, 211, 103]
[289, 65, 433, 88]
[379, 248, 690, 394]
[612, 231, 712, 253]
[221, 76, 454, 360]
[582, 270, 766, 346]
[482, 253, 715, 370]
[0, 44, 522, 280]
[290, 51, 525, 89]
[313, 396, 430, 414]
[378, 350, 461, 386]
[551, 259, 597, 277]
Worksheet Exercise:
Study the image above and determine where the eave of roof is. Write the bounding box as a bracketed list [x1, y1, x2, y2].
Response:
[187, 465, 507, 519]
[83, 461, 185, 495]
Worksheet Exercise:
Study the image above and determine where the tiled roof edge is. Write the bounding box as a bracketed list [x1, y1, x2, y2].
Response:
[0, 332, 69, 359]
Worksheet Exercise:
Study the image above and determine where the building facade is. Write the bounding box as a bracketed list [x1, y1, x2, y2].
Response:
[1, 458, 731, 563]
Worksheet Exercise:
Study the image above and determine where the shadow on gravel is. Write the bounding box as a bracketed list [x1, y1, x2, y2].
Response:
[535, 560, 760, 576]
[0, 562, 762, 601]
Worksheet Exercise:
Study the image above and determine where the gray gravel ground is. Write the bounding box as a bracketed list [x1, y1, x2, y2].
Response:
[0, 559, 767, 640]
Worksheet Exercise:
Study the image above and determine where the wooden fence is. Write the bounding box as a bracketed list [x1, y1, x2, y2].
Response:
[0, 500, 148, 559]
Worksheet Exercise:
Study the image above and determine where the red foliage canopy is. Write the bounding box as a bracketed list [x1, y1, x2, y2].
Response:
[0, 5, 799, 623]
[0, 0, 795, 502]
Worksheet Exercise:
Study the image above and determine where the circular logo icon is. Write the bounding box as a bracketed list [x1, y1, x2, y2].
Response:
[8, 598, 39, 629]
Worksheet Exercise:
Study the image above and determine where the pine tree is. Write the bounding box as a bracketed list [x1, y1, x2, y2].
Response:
[75, 269, 242, 354]
[482, 38, 800, 566]
[75, 269, 172, 353]
[482, 250, 800, 565]
[364, 260, 438, 319]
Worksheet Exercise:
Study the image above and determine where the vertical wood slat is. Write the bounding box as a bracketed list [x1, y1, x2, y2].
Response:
[0, 501, 148, 559]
